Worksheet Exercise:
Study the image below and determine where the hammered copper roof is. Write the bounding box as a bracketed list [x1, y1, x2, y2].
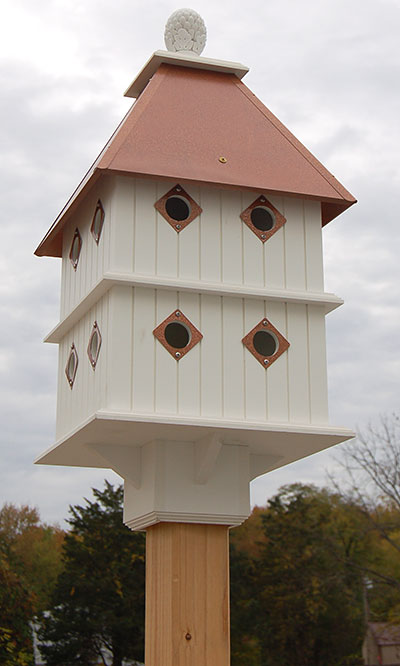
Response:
[35, 63, 356, 257]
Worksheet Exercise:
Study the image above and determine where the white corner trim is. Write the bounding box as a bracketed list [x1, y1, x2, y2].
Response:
[124, 50, 249, 99]
[194, 433, 223, 484]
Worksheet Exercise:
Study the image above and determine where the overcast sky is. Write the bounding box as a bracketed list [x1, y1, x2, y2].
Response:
[0, 0, 399, 525]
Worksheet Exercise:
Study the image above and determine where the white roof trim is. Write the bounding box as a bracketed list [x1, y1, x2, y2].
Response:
[124, 50, 249, 99]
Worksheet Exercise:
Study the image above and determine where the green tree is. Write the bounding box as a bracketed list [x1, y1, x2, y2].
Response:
[39, 481, 145, 666]
[0, 556, 35, 665]
[231, 484, 366, 666]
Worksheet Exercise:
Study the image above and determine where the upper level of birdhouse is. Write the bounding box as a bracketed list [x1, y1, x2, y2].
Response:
[36, 10, 355, 330]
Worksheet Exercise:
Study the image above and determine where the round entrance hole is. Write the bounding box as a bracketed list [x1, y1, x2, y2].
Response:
[250, 207, 275, 232]
[253, 330, 277, 357]
[165, 196, 191, 221]
[164, 322, 190, 349]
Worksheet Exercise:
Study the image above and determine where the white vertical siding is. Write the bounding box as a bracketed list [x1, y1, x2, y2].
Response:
[199, 189, 221, 283]
[200, 294, 223, 417]
[177, 291, 201, 416]
[307, 305, 329, 423]
[221, 190, 243, 285]
[109, 176, 135, 273]
[107, 286, 132, 411]
[287, 302, 310, 424]
[221, 296, 245, 419]
[266, 302, 289, 423]
[304, 200, 324, 292]
[243, 299, 267, 421]
[154, 289, 178, 414]
[60, 178, 112, 318]
[55, 294, 108, 439]
[131, 286, 156, 413]
[284, 197, 306, 292]
[56, 179, 330, 437]
[134, 178, 157, 275]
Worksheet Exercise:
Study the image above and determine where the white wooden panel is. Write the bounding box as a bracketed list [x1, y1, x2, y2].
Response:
[199, 188, 221, 283]
[265, 301, 289, 422]
[156, 182, 178, 278]
[287, 303, 310, 424]
[132, 287, 156, 413]
[110, 176, 135, 273]
[284, 197, 306, 291]
[307, 305, 329, 424]
[244, 299, 267, 421]
[177, 291, 201, 415]
[200, 294, 223, 418]
[264, 194, 285, 289]
[304, 200, 324, 291]
[154, 289, 178, 413]
[107, 286, 132, 410]
[134, 178, 157, 275]
[221, 190, 243, 284]
[242, 191, 264, 287]
[178, 182, 200, 281]
[222, 297, 245, 419]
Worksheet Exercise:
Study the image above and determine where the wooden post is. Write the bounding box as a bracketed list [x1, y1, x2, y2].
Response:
[145, 522, 230, 666]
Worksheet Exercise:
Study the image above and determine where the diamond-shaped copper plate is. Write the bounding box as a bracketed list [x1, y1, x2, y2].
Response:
[69, 228, 82, 269]
[153, 310, 203, 360]
[242, 318, 289, 368]
[240, 195, 286, 243]
[154, 184, 202, 233]
[90, 200, 105, 244]
[65, 343, 79, 388]
[87, 321, 102, 369]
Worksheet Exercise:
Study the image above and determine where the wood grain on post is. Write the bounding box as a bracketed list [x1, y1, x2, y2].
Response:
[145, 522, 230, 666]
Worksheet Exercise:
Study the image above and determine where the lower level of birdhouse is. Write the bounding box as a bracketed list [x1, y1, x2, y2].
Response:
[36, 283, 353, 528]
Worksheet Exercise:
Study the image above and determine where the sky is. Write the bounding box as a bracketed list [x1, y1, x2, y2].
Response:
[0, 0, 399, 526]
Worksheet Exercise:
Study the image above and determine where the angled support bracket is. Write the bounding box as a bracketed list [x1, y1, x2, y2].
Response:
[89, 444, 141, 489]
[194, 433, 223, 485]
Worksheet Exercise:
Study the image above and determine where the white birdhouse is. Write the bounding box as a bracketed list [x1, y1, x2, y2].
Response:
[35, 9, 355, 531]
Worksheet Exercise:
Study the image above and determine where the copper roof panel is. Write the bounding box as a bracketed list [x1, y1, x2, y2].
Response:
[36, 63, 355, 258]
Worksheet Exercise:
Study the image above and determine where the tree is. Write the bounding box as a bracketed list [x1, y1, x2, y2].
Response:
[0, 503, 64, 665]
[231, 484, 366, 666]
[332, 414, 400, 621]
[39, 481, 145, 666]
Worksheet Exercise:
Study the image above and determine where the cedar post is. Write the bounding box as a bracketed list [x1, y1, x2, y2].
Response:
[145, 523, 230, 666]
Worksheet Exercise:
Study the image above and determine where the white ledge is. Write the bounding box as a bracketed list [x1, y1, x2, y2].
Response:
[45, 273, 343, 343]
[124, 50, 249, 99]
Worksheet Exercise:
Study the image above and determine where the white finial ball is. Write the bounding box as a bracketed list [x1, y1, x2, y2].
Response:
[164, 8, 207, 56]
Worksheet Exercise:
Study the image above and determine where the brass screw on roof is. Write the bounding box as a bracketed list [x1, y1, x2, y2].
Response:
[219, 156, 227, 163]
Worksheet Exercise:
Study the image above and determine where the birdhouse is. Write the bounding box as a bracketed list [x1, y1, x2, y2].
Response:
[35, 9, 355, 533]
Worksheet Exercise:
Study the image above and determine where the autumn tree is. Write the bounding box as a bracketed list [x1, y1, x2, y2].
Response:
[230, 484, 366, 666]
[0, 503, 64, 665]
[332, 413, 400, 622]
[39, 481, 145, 666]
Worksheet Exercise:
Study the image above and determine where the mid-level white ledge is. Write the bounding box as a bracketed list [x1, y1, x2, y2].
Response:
[45, 272, 343, 343]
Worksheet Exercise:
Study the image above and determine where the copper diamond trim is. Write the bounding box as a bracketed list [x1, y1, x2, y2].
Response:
[242, 318, 289, 368]
[65, 343, 78, 388]
[87, 321, 102, 370]
[154, 184, 202, 233]
[90, 200, 105, 244]
[69, 228, 82, 270]
[240, 196, 286, 243]
[153, 310, 203, 360]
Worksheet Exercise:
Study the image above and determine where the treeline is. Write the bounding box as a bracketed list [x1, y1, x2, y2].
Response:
[1, 416, 400, 665]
